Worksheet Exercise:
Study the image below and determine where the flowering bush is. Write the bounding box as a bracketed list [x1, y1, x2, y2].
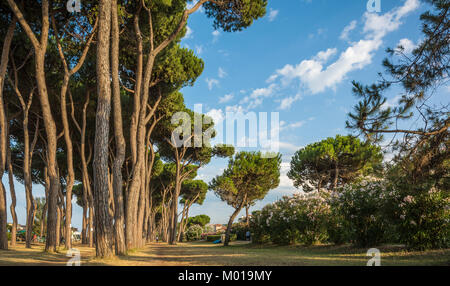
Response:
[185, 224, 203, 241]
[384, 184, 450, 250]
[332, 180, 388, 247]
[250, 192, 331, 245]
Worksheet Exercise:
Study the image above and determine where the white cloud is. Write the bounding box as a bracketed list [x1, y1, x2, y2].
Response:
[184, 25, 193, 39]
[266, 74, 279, 83]
[274, 0, 419, 95]
[396, 38, 416, 54]
[212, 30, 220, 42]
[207, 108, 225, 125]
[219, 93, 234, 104]
[218, 67, 227, 78]
[278, 93, 302, 110]
[278, 162, 294, 188]
[383, 95, 402, 109]
[278, 141, 301, 152]
[314, 48, 338, 62]
[340, 20, 357, 41]
[240, 83, 277, 109]
[280, 120, 306, 131]
[195, 45, 204, 55]
[268, 8, 279, 22]
[206, 78, 219, 90]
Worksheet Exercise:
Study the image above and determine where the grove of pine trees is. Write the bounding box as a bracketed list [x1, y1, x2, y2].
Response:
[0, 0, 268, 257]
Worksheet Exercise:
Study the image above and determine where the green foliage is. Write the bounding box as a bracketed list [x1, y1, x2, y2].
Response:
[384, 180, 450, 250]
[332, 180, 389, 248]
[206, 234, 222, 242]
[203, 0, 268, 32]
[181, 180, 208, 206]
[186, 215, 211, 228]
[288, 135, 383, 192]
[230, 222, 249, 241]
[250, 192, 331, 246]
[210, 151, 281, 209]
[185, 224, 204, 241]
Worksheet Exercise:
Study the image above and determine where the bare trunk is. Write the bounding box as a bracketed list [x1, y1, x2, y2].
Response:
[76, 92, 91, 245]
[53, 13, 96, 252]
[177, 203, 188, 242]
[56, 204, 61, 247]
[224, 195, 247, 246]
[111, 0, 126, 256]
[137, 183, 146, 248]
[60, 74, 74, 250]
[246, 205, 250, 226]
[7, 0, 60, 253]
[42, 167, 50, 239]
[168, 163, 181, 245]
[88, 204, 94, 248]
[93, 0, 114, 258]
[0, 16, 16, 250]
[126, 4, 160, 249]
[7, 135, 17, 247]
[23, 106, 34, 249]
[81, 206, 87, 244]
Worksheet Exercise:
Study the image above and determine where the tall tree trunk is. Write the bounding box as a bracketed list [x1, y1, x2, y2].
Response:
[81, 205, 87, 244]
[224, 195, 247, 246]
[177, 203, 188, 242]
[245, 205, 250, 226]
[168, 154, 183, 245]
[53, 14, 96, 252]
[41, 167, 49, 239]
[9, 55, 38, 249]
[56, 204, 61, 247]
[88, 203, 94, 248]
[111, 0, 126, 256]
[126, 3, 161, 249]
[41, 167, 50, 239]
[72, 91, 91, 245]
[22, 100, 36, 249]
[0, 15, 16, 251]
[60, 73, 75, 250]
[93, 0, 114, 258]
[7, 0, 60, 253]
[137, 184, 146, 248]
[7, 132, 17, 247]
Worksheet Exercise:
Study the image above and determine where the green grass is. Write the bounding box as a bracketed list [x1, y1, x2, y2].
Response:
[1, 241, 449, 266]
[168, 241, 450, 266]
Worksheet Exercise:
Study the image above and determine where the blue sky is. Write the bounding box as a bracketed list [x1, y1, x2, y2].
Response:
[3, 0, 445, 228]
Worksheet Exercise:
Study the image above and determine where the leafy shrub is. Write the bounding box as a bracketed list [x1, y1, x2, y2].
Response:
[206, 235, 222, 242]
[185, 224, 203, 241]
[384, 184, 450, 250]
[333, 180, 388, 247]
[326, 205, 350, 245]
[251, 192, 330, 245]
[206, 233, 236, 242]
